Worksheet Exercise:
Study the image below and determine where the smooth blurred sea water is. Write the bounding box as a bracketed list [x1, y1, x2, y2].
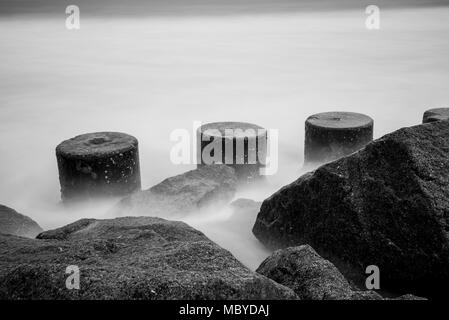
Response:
[1, 7, 448, 268]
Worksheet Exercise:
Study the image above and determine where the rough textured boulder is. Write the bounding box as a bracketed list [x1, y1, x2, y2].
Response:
[0, 205, 43, 238]
[114, 165, 237, 217]
[0, 217, 297, 300]
[253, 120, 449, 297]
[257, 246, 425, 300]
[256, 245, 382, 300]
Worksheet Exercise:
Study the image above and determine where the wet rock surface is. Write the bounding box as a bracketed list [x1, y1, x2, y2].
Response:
[256, 245, 381, 300]
[114, 165, 237, 217]
[257, 245, 425, 300]
[0, 216, 297, 300]
[253, 120, 449, 297]
[0, 204, 43, 238]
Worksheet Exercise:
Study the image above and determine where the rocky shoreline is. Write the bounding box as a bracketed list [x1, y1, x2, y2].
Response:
[2, 120, 449, 300]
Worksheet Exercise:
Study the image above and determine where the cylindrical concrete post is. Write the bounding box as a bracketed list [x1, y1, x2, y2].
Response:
[56, 132, 141, 202]
[422, 108, 449, 124]
[197, 122, 267, 182]
[304, 112, 373, 165]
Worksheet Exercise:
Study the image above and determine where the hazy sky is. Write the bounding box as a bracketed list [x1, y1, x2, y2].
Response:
[1, 0, 448, 17]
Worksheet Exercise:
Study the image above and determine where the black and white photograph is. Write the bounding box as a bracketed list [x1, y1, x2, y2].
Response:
[0, 0, 448, 312]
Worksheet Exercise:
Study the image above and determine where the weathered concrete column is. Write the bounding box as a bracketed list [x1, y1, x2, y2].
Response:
[56, 132, 141, 202]
[304, 112, 373, 165]
[197, 122, 267, 182]
[423, 108, 449, 124]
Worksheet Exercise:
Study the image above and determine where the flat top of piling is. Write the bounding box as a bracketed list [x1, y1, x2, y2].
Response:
[424, 108, 449, 116]
[306, 112, 373, 129]
[199, 122, 266, 138]
[56, 132, 138, 157]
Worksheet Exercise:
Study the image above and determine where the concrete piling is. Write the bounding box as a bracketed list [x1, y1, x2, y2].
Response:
[56, 132, 141, 202]
[304, 112, 373, 165]
[422, 108, 449, 124]
[197, 122, 267, 182]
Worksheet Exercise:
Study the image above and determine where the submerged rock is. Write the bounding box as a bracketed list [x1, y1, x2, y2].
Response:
[114, 165, 237, 217]
[230, 198, 262, 212]
[229, 199, 262, 225]
[0, 216, 297, 300]
[224, 199, 262, 232]
[228, 199, 263, 238]
[0, 204, 43, 238]
[253, 120, 449, 297]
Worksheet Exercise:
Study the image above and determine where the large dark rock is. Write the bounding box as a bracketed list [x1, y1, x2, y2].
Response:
[114, 165, 237, 217]
[257, 246, 425, 300]
[253, 120, 449, 297]
[256, 245, 382, 300]
[0, 216, 297, 300]
[0, 205, 43, 238]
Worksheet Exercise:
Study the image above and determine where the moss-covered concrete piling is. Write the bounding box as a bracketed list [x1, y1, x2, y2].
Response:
[56, 132, 141, 202]
[197, 122, 267, 182]
[304, 112, 373, 165]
